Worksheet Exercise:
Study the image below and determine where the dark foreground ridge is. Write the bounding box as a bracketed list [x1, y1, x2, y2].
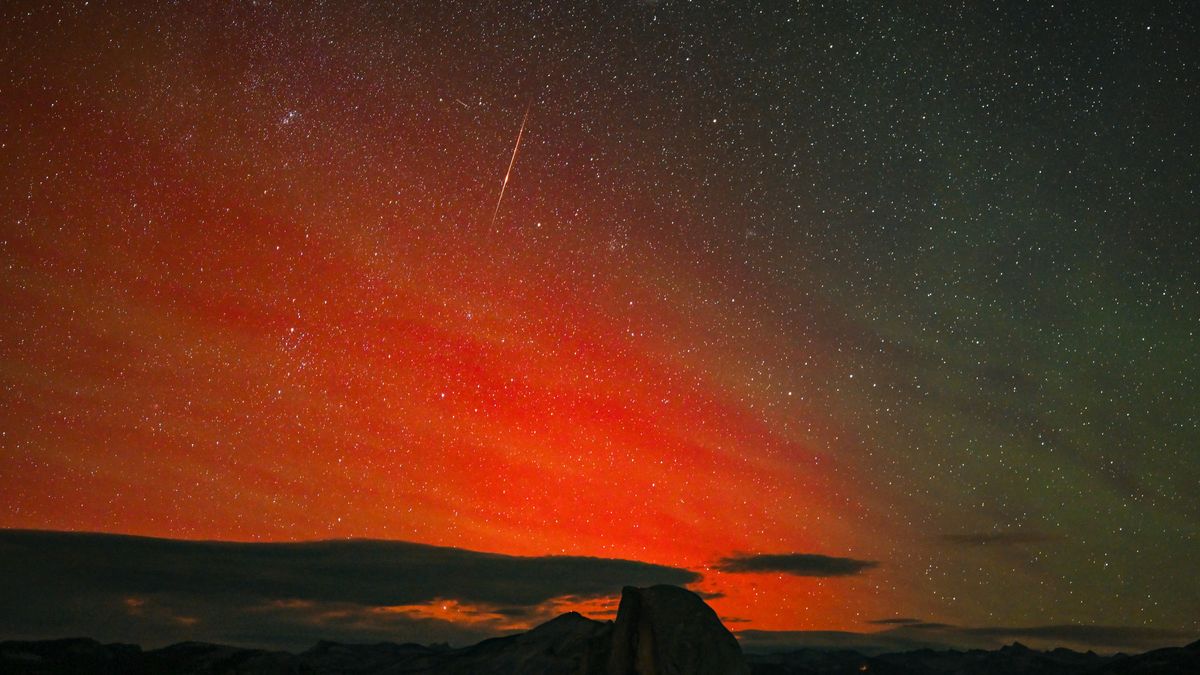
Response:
[0, 585, 748, 675]
[2, 586, 1197, 674]
[746, 639, 1200, 675]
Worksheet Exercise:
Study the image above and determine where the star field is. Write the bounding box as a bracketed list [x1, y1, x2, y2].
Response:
[1, 0, 1197, 642]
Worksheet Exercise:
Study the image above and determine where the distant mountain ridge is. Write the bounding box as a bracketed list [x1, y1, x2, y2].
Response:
[747, 639, 1200, 674]
[0, 585, 748, 675]
[2, 586, 1197, 674]
[5, 634, 1198, 675]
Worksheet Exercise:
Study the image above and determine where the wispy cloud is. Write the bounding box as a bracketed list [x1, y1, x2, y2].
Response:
[740, 623, 1197, 654]
[955, 624, 1197, 650]
[714, 553, 878, 577]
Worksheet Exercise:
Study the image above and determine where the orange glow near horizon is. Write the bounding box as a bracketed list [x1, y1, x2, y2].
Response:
[1, 164, 883, 631]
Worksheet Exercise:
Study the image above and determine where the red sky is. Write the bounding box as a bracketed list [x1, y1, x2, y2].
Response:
[4, 0, 1196, 647]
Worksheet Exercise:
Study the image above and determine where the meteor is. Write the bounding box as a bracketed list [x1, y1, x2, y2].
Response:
[490, 104, 530, 228]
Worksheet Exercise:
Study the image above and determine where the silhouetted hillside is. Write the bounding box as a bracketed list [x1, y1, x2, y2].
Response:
[0, 585, 746, 675]
[2, 590, 1196, 675]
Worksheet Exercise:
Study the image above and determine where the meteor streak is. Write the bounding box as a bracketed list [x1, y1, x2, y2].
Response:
[490, 105, 530, 227]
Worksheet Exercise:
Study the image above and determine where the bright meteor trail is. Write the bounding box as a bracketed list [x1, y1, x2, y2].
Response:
[490, 105, 530, 227]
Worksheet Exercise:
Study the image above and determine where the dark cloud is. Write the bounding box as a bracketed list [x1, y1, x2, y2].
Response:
[737, 629, 946, 655]
[956, 625, 1198, 651]
[940, 532, 1058, 546]
[867, 617, 923, 625]
[0, 530, 697, 650]
[740, 623, 1198, 655]
[715, 553, 878, 577]
[491, 606, 538, 618]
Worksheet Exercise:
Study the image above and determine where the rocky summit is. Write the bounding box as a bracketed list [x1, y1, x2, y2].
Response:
[607, 585, 750, 675]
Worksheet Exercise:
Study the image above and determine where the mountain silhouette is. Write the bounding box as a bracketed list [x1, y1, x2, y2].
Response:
[0, 585, 745, 675]
[2, 590, 1196, 674]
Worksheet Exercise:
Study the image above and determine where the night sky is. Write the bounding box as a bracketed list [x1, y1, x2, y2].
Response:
[1, 0, 1197, 652]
